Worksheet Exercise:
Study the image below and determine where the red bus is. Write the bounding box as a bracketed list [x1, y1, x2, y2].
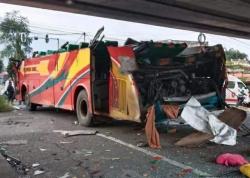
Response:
[15, 30, 227, 126]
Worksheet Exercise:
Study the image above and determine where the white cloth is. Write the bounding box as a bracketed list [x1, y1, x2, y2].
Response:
[181, 97, 237, 146]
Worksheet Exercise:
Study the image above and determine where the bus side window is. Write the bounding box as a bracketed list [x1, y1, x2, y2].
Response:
[238, 82, 246, 89]
[227, 81, 235, 89]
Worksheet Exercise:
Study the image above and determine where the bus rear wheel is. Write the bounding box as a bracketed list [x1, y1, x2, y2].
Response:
[25, 93, 37, 111]
[76, 90, 92, 126]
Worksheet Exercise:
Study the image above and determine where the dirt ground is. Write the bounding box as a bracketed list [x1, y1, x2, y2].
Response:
[0, 106, 250, 178]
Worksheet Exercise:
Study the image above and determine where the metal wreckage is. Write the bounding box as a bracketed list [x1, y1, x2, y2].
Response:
[12, 27, 249, 148]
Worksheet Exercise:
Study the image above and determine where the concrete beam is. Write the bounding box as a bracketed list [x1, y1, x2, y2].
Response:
[1, 0, 250, 39]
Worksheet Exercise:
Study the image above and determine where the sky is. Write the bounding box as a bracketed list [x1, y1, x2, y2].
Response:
[0, 2, 250, 66]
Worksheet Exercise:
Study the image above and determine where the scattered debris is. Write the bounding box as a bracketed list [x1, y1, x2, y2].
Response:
[218, 107, 246, 129]
[73, 121, 78, 125]
[60, 141, 73, 144]
[74, 149, 93, 156]
[89, 169, 102, 177]
[152, 156, 162, 161]
[136, 142, 148, 147]
[34, 169, 45, 176]
[180, 97, 244, 146]
[59, 172, 70, 178]
[32, 163, 40, 168]
[216, 153, 248, 166]
[175, 132, 213, 147]
[240, 163, 250, 177]
[121, 169, 144, 178]
[39, 148, 47, 152]
[0, 147, 29, 175]
[162, 104, 180, 119]
[105, 149, 111, 152]
[176, 168, 193, 177]
[0, 139, 27, 145]
[168, 128, 177, 134]
[145, 106, 161, 149]
[110, 166, 114, 169]
[111, 158, 120, 161]
[101, 157, 120, 160]
[53, 130, 97, 137]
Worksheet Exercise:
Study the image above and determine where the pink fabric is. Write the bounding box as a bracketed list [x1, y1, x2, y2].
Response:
[216, 153, 248, 166]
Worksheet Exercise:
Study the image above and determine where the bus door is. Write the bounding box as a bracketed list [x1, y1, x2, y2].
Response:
[107, 47, 140, 121]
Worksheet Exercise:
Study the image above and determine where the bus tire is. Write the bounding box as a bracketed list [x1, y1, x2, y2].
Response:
[76, 90, 92, 126]
[25, 93, 37, 111]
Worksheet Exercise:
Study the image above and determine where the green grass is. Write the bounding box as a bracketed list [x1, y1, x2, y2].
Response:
[0, 95, 12, 112]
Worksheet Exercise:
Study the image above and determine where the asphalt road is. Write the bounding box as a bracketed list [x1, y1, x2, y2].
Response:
[0, 106, 249, 178]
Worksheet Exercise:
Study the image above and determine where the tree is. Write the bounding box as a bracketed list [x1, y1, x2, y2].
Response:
[0, 11, 32, 77]
[0, 60, 3, 73]
[225, 48, 248, 61]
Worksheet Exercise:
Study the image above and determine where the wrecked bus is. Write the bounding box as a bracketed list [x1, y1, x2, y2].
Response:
[15, 29, 227, 126]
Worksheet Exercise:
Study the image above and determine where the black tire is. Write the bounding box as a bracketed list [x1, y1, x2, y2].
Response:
[25, 93, 37, 111]
[76, 90, 92, 126]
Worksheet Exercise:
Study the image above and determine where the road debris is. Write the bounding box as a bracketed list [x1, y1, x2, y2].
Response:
[59, 172, 70, 178]
[53, 130, 97, 137]
[145, 102, 181, 148]
[34, 169, 45, 176]
[136, 142, 148, 147]
[39, 148, 47, 152]
[162, 104, 180, 119]
[111, 157, 120, 161]
[176, 168, 193, 177]
[218, 107, 246, 129]
[73, 149, 93, 156]
[179, 97, 246, 146]
[121, 169, 144, 178]
[216, 153, 248, 166]
[152, 156, 162, 161]
[168, 128, 177, 134]
[32, 163, 40, 168]
[175, 132, 213, 147]
[0, 139, 27, 145]
[0, 147, 29, 175]
[145, 106, 161, 149]
[240, 163, 250, 177]
[60, 141, 73, 144]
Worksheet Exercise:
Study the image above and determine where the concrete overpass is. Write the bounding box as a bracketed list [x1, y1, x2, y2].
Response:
[1, 0, 250, 39]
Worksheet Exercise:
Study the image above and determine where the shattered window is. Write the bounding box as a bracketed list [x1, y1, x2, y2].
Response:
[227, 81, 235, 89]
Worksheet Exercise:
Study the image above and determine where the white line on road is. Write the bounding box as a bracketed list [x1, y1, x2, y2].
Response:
[97, 133, 210, 177]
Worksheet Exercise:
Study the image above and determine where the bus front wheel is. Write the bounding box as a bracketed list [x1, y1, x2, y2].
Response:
[76, 90, 92, 126]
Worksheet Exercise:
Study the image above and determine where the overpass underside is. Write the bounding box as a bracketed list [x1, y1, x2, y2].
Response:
[1, 0, 250, 39]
